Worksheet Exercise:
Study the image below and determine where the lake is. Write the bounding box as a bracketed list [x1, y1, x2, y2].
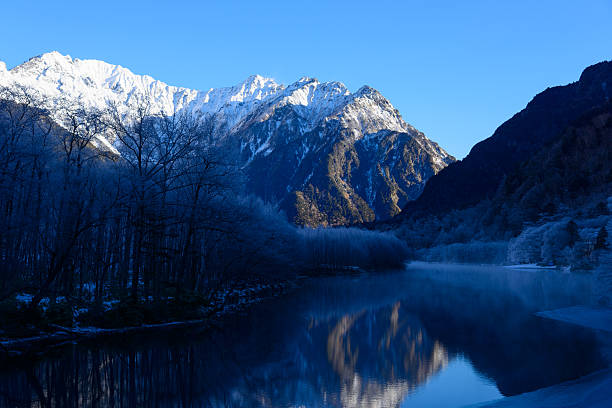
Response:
[0, 263, 607, 407]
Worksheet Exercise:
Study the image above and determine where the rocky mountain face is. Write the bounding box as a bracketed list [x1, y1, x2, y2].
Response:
[235, 84, 452, 225]
[401, 60, 612, 217]
[492, 103, 612, 229]
[387, 60, 612, 271]
[0, 52, 453, 226]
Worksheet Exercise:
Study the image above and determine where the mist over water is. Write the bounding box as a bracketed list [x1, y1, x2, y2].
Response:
[0, 264, 605, 407]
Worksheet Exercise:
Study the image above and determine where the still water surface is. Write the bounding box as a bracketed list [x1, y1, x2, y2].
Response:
[0, 263, 606, 407]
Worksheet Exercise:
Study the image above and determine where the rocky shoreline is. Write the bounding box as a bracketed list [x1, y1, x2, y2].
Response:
[0, 277, 297, 361]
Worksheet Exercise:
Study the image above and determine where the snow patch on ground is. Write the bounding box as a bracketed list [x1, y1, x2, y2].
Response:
[503, 263, 559, 270]
[467, 305, 612, 407]
[466, 369, 612, 408]
[536, 305, 612, 333]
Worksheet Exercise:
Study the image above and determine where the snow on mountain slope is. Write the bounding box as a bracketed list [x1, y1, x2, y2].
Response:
[0, 51, 455, 225]
[0, 52, 283, 132]
[234, 82, 454, 225]
[0, 52, 428, 145]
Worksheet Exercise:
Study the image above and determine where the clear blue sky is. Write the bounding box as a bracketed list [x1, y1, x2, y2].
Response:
[2, 0, 611, 158]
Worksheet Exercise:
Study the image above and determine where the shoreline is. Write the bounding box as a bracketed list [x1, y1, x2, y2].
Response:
[4, 264, 611, 406]
[468, 368, 612, 408]
[467, 305, 612, 407]
[0, 267, 389, 361]
[0, 277, 299, 361]
[0, 318, 213, 358]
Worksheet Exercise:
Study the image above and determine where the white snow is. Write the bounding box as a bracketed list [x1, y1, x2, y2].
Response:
[15, 293, 34, 303]
[536, 305, 612, 333]
[0, 52, 283, 135]
[467, 369, 612, 408]
[503, 263, 558, 270]
[0, 52, 407, 142]
[0, 51, 453, 174]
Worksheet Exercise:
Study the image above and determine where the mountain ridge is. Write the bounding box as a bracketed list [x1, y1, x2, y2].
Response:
[0, 51, 454, 225]
[399, 59, 612, 218]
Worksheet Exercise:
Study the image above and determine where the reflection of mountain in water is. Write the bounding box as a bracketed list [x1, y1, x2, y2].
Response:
[324, 303, 450, 408]
[217, 300, 453, 408]
[0, 265, 606, 407]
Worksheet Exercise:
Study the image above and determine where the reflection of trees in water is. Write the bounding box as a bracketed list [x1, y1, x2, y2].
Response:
[296, 267, 606, 397]
[0, 345, 214, 407]
[0, 304, 450, 408]
[0, 267, 606, 407]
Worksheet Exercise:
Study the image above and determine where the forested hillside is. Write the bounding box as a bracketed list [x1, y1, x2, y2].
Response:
[390, 66, 612, 271]
[0, 85, 408, 339]
[401, 61, 612, 215]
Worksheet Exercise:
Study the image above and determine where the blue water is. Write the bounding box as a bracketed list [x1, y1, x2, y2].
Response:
[0, 263, 606, 407]
[401, 357, 501, 407]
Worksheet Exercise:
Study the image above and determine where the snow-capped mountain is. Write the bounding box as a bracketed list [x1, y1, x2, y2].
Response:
[0, 52, 454, 225]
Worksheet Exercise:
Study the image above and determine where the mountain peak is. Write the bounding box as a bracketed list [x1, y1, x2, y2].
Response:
[355, 85, 380, 97]
[297, 76, 317, 83]
[241, 74, 276, 87]
[579, 60, 612, 83]
[40, 50, 72, 61]
[577, 60, 612, 98]
[25, 51, 75, 70]
[223, 74, 282, 105]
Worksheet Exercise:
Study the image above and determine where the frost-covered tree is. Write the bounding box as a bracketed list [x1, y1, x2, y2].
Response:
[595, 226, 608, 250]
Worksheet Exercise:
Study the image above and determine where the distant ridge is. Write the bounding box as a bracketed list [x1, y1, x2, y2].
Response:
[399, 60, 612, 218]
